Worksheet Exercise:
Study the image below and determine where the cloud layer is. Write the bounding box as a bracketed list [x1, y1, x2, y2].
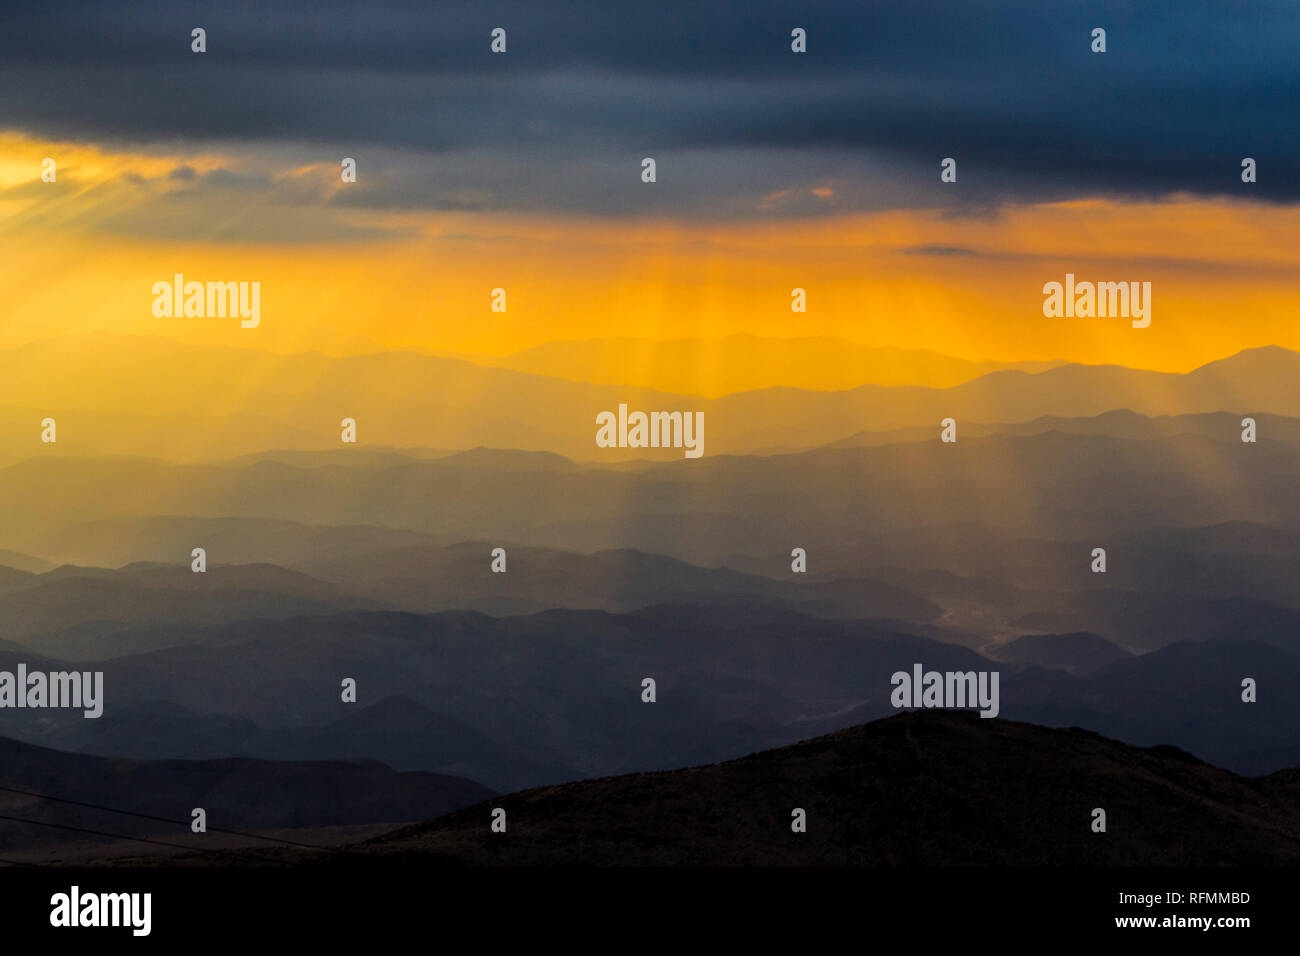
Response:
[0, 0, 1295, 220]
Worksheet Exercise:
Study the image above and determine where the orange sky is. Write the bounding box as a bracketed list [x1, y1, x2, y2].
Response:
[3, 132, 1298, 385]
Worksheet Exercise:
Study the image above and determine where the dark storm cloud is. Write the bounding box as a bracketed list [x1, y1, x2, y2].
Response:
[1, 0, 1296, 214]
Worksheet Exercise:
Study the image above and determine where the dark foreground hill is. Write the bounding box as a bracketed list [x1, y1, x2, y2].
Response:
[0, 735, 493, 859]
[352, 711, 1300, 866]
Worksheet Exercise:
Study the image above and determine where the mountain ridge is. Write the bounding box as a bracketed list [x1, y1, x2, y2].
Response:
[2, 335, 1298, 461]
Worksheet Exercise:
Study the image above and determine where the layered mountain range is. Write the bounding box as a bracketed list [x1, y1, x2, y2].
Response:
[1, 335, 1294, 865]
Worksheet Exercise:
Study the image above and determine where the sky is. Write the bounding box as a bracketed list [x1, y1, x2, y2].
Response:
[1, 0, 1297, 382]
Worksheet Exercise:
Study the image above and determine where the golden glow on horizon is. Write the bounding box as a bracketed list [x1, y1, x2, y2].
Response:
[3, 132, 1299, 391]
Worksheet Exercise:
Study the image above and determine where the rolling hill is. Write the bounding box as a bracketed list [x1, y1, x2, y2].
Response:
[354, 710, 1300, 865]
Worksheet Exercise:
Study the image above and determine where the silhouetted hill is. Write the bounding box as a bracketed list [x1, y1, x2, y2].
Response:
[0, 734, 494, 858]
[993, 632, 1131, 675]
[359, 711, 1300, 865]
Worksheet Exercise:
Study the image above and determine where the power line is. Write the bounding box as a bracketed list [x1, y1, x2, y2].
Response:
[0, 816, 245, 858]
[0, 783, 352, 855]
[0, 811, 340, 863]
